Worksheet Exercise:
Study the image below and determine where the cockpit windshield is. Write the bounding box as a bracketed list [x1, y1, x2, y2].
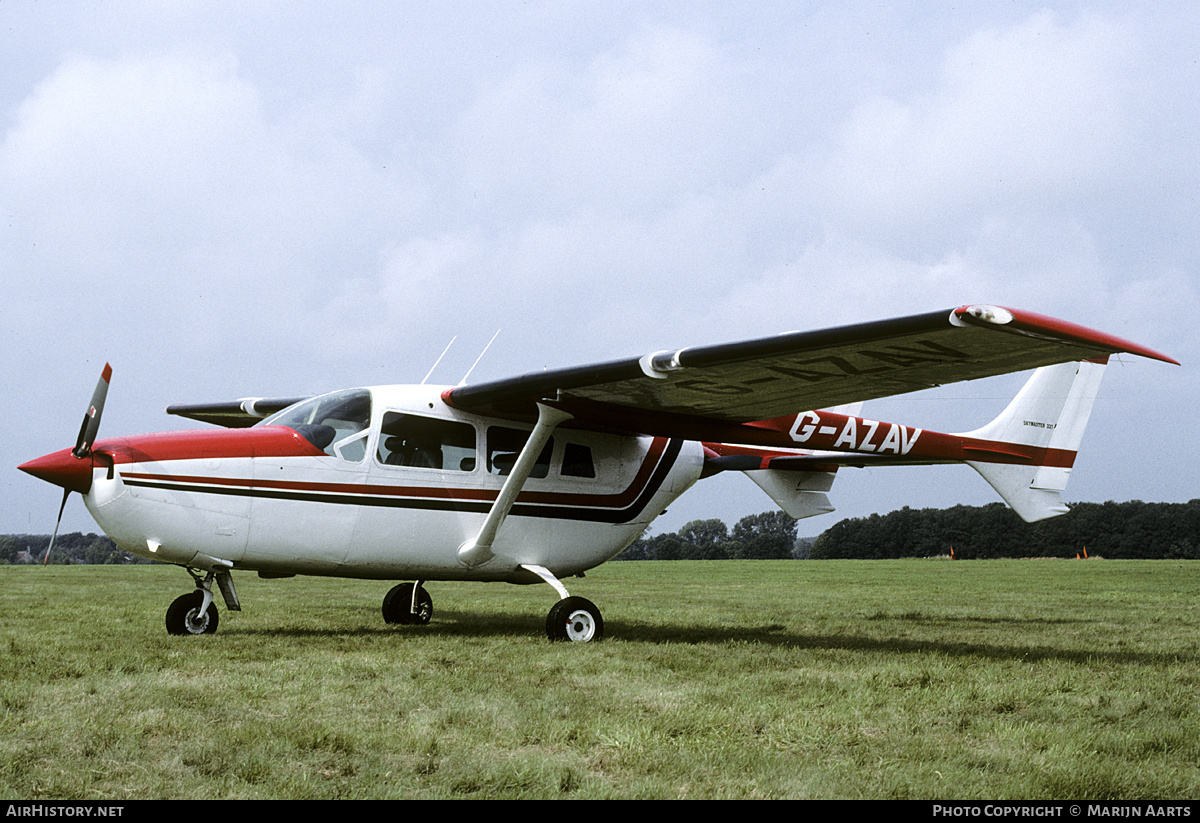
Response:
[260, 389, 372, 461]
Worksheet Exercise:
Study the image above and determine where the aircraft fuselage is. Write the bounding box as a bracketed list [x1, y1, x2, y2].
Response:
[78, 384, 704, 582]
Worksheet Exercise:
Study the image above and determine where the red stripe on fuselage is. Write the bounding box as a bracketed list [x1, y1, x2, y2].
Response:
[114, 433, 672, 511]
[94, 426, 325, 465]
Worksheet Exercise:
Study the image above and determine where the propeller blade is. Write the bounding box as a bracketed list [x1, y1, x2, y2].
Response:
[72, 363, 112, 458]
[43, 488, 71, 566]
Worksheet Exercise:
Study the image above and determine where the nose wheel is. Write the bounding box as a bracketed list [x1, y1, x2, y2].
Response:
[166, 591, 219, 635]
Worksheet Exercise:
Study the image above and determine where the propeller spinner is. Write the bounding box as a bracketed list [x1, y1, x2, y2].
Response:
[18, 363, 112, 564]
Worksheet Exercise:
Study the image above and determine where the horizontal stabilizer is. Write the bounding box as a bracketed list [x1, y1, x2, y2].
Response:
[744, 469, 837, 520]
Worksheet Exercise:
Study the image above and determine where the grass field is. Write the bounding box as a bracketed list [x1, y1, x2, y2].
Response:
[2, 559, 1198, 800]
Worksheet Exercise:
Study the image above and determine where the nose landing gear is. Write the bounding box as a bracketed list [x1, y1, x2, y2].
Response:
[165, 567, 239, 635]
[166, 591, 219, 635]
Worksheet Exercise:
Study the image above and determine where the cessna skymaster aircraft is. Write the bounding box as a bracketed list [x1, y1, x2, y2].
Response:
[20, 305, 1177, 641]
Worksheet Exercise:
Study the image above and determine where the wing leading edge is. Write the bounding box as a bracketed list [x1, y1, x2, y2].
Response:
[443, 305, 1176, 435]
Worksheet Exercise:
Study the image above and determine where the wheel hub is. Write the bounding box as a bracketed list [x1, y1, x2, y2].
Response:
[184, 608, 210, 634]
[565, 609, 596, 642]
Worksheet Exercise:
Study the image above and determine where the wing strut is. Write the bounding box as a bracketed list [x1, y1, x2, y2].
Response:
[457, 402, 573, 568]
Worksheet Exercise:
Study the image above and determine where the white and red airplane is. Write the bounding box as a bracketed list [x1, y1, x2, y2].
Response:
[19, 305, 1176, 641]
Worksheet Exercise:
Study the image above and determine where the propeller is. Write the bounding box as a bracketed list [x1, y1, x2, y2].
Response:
[41, 363, 112, 565]
[44, 488, 70, 566]
[73, 363, 112, 458]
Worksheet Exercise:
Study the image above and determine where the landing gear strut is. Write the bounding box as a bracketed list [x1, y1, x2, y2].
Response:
[383, 581, 433, 625]
[520, 563, 605, 642]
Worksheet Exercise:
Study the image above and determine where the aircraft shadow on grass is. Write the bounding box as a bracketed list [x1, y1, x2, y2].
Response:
[219, 609, 1195, 668]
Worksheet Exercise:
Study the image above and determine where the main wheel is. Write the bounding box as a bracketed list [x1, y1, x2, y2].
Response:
[165, 592, 219, 635]
[382, 583, 433, 625]
[546, 596, 603, 642]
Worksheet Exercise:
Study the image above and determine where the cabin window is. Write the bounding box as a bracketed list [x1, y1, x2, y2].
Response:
[376, 413, 476, 472]
[486, 427, 552, 478]
[561, 443, 596, 478]
[261, 389, 372, 461]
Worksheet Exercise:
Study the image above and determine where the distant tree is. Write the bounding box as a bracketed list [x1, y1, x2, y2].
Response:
[650, 534, 686, 561]
[730, 511, 797, 559]
[677, 519, 729, 558]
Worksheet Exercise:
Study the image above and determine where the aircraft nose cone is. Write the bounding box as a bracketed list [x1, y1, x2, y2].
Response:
[18, 448, 94, 494]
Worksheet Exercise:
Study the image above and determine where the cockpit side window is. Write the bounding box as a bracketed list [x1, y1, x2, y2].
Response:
[486, 427, 552, 478]
[376, 413, 477, 472]
[261, 389, 372, 461]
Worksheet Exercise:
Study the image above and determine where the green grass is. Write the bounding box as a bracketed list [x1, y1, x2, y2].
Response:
[2, 560, 1198, 799]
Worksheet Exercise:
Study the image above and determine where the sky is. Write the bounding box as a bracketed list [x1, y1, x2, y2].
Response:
[4, 1, 1198, 538]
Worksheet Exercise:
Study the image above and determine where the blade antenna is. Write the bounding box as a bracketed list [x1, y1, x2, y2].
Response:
[421, 336, 457, 385]
[459, 330, 500, 386]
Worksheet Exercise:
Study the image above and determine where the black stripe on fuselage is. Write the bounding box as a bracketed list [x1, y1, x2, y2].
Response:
[121, 439, 684, 525]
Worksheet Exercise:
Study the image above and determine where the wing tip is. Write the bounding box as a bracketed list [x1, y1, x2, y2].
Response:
[953, 305, 1179, 366]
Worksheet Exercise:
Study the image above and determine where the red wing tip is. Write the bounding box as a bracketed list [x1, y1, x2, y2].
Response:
[954, 305, 1179, 366]
[101, 363, 113, 382]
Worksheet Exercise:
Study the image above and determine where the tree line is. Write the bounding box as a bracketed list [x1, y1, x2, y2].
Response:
[809, 500, 1200, 559]
[0, 532, 154, 565]
[618, 499, 1200, 561]
[3, 499, 1196, 564]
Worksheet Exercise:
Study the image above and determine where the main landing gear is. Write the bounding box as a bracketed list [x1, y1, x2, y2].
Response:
[545, 596, 603, 642]
[521, 564, 604, 643]
[166, 567, 240, 635]
[379, 573, 604, 642]
[382, 581, 433, 625]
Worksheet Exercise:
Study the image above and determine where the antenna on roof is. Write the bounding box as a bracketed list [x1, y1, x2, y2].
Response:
[420, 337, 457, 385]
[459, 330, 500, 386]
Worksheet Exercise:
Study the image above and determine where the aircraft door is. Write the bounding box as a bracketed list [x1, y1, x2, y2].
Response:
[350, 411, 484, 574]
[244, 390, 372, 572]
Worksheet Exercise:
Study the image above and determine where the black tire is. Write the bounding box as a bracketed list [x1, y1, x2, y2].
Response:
[382, 583, 433, 625]
[165, 592, 219, 635]
[546, 596, 603, 642]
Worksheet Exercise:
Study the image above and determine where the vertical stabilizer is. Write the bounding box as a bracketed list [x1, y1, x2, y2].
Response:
[962, 359, 1107, 522]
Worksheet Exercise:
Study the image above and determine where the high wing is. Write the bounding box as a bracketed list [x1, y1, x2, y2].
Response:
[443, 305, 1176, 441]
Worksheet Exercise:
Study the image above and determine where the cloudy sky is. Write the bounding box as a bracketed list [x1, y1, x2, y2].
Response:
[4, 1, 1197, 538]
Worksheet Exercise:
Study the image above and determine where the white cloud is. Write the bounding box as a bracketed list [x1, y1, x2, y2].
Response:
[2, 50, 422, 374]
[802, 10, 1136, 242]
[451, 25, 741, 219]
